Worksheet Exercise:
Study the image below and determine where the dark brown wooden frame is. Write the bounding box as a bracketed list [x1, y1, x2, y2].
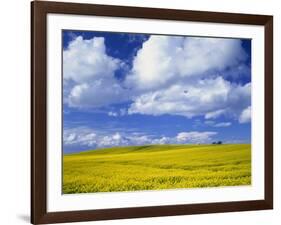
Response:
[31, 1, 273, 224]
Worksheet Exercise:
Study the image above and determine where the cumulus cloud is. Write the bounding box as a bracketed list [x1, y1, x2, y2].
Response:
[126, 36, 248, 91]
[63, 35, 251, 123]
[239, 106, 251, 123]
[125, 36, 251, 121]
[128, 76, 250, 119]
[63, 127, 218, 151]
[63, 36, 128, 108]
[64, 36, 119, 83]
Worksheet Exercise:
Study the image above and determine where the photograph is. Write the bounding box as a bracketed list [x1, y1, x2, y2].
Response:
[62, 30, 252, 194]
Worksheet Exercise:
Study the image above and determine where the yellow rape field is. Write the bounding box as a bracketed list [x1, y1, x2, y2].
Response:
[63, 144, 251, 194]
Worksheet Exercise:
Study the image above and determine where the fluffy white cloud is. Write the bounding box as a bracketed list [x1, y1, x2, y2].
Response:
[128, 76, 250, 120]
[64, 36, 120, 83]
[176, 131, 217, 144]
[98, 132, 130, 147]
[63, 36, 128, 108]
[64, 127, 98, 147]
[239, 106, 251, 123]
[125, 36, 251, 121]
[126, 36, 248, 91]
[64, 127, 218, 151]
[67, 81, 128, 108]
[63, 35, 251, 122]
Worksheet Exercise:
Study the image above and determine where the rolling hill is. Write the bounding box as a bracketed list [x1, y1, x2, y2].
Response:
[63, 144, 251, 194]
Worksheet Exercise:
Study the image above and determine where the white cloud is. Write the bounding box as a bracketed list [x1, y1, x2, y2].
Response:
[63, 127, 128, 149]
[98, 132, 129, 147]
[108, 111, 118, 117]
[205, 109, 226, 119]
[239, 106, 251, 123]
[107, 108, 127, 117]
[63, 127, 218, 151]
[176, 131, 217, 144]
[63, 36, 128, 108]
[64, 36, 119, 83]
[126, 36, 248, 91]
[67, 81, 129, 108]
[125, 36, 251, 121]
[151, 136, 171, 145]
[213, 122, 232, 127]
[128, 76, 250, 120]
[64, 127, 98, 147]
[205, 121, 232, 127]
[63, 35, 251, 122]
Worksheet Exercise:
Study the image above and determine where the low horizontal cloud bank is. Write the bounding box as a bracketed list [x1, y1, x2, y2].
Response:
[63, 35, 251, 123]
[176, 131, 217, 144]
[63, 127, 218, 152]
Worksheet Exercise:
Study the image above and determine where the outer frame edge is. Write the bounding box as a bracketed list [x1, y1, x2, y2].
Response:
[31, 1, 274, 224]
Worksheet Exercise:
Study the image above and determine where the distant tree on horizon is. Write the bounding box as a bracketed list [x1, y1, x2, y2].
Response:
[212, 141, 223, 145]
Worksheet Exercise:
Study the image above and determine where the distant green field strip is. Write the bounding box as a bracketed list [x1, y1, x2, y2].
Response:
[63, 144, 251, 194]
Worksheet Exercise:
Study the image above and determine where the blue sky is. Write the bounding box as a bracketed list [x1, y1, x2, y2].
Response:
[63, 30, 251, 153]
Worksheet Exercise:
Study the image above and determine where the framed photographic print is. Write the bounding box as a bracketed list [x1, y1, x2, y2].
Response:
[31, 1, 273, 224]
